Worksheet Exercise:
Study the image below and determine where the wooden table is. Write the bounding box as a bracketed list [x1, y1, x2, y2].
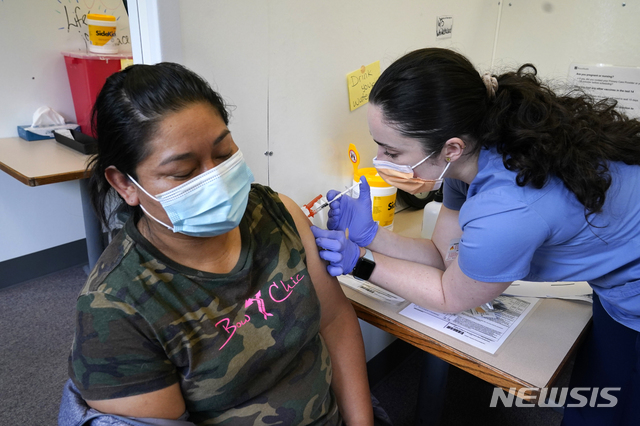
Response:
[340, 209, 593, 425]
[0, 136, 104, 270]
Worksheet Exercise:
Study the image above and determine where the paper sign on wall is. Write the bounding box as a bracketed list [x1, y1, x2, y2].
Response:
[568, 64, 640, 119]
[436, 16, 453, 39]
[347, 61, 381, 111]
[120, 59, 134, 69]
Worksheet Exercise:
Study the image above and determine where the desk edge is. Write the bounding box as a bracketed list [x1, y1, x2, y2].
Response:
[32, 170, 91, 186]
[0, 161, 90, 186]
[350, 299, 545, 396]
[0, 163, 32, 186]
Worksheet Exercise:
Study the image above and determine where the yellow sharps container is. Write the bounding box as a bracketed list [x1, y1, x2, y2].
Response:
[348, 143, 397, 230]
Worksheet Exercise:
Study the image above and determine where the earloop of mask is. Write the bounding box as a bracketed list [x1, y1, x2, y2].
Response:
[138, 203, 174, 231]
[411, 152, 434, 169]
[127, 174, 176, 232]
[438, 160, 452, 179]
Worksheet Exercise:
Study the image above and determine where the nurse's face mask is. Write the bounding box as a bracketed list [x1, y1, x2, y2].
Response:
[373, 151, 451, 194]
[127, 150, 254, 237]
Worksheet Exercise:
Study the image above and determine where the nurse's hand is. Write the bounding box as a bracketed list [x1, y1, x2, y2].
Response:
[326, 176, 378, 247]
[311, 226, 361, 277]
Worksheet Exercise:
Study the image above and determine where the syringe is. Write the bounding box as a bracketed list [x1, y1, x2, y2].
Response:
[310, 181, 361, 216]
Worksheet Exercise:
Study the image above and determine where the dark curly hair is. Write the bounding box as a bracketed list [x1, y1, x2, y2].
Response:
[369, 48, 640, 218]
[86, 62, 230, 228]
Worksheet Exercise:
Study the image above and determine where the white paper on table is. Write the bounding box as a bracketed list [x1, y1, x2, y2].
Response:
[503, 280, 593, 303]
[399, 295, 539, 354]
[338, 275, 405, 305]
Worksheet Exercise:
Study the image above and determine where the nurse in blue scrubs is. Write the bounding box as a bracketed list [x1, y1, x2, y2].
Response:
[311, 48, 640, 425]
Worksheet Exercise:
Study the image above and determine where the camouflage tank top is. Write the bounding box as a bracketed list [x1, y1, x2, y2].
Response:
[69, 184, 340, 425]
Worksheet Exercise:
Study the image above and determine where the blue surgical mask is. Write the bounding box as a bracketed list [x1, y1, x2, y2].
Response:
[128, 150, 254, 237]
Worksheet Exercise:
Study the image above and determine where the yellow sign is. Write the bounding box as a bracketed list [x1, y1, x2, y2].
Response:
[346, 61, 381, 111]
[120, 58, 134, 70]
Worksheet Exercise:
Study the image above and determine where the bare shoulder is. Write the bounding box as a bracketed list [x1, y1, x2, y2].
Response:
[278, 194, 309, 222]
[278, 194, 314, 236]
[277, 193, 325, 263]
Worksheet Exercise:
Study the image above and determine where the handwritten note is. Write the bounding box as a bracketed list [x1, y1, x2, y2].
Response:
[55, 0, 131, 53]
[346, 61, 381, 111]
[436, 16, 453, 39]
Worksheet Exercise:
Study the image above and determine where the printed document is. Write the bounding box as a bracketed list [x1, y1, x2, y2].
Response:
[399, 295, 539, 354]
[568, 64, 640, 119]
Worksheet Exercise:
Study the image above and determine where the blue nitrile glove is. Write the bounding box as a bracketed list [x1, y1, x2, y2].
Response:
[326, 175, 379, 247]
[311, 226, 361, 277]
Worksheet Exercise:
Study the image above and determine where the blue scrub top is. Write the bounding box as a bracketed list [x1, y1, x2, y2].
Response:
[443, 147, 640, 331]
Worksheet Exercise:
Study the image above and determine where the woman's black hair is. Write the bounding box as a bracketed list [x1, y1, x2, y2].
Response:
[86, 62, 230, 228]
[369, 48, 640, 217]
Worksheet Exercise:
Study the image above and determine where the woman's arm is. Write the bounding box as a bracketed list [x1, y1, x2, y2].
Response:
[367, 205, 463, 271]
[365, 205, 505, 312]
[366, 251, 512, 314]
[86, 382, 186, 419]
[361, 206, 509, 312]
[280, 195, 374, 426]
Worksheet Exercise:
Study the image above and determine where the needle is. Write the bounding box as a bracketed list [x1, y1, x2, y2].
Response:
[311, 181, 361, 215]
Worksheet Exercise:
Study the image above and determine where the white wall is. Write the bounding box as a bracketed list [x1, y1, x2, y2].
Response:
[494, 1, 640, 81]
[0, 175, 84, 261]
[0, 0, 130, 262]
